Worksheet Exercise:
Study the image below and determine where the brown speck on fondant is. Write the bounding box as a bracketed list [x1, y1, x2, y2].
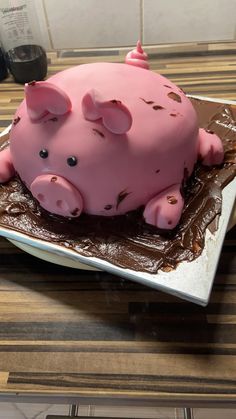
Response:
[13, 116, 21, 125]
[116, 189, 131, 209]
[104, 204, 113, 210]
[170, 113, 177, 117]
[92, 128, 105, 138]
[50, 176, 57, 182]
[168, 220, 172, 225]
[110, 99, 122, 105]
[70, 208, 79, 216]
[28, 80, 36, 86]
[167, 195, 178, 205]
[168, 92, 182, 103]
[206, 129, 215, 134]
[140, 98, 155, 105]
[155, 169, 160, 173]
[44, 117, 58, 123]
[153, 105, 164, 110]
[164, 85, 172, 89]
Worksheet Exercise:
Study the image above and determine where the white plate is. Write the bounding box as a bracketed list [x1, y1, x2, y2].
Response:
[8, 239, 99, 270]
[0, 96, 236, 305]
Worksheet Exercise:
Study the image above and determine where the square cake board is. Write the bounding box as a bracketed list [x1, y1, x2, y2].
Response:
[0, 95, 235, 306]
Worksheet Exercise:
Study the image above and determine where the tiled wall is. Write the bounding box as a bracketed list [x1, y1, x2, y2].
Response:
[36, 0, 236, 50]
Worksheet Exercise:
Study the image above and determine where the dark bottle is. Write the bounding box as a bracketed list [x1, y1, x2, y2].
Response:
[0, 1, 48, 84]
[5, 44, 47, 84]
[0, 46, 8, 81]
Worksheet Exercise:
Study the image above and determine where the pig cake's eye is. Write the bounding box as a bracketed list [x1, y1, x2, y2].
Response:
[39, 149, 48, 159]
[67, 156, 78, 167]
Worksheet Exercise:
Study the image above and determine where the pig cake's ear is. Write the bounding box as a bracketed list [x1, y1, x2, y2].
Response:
[25, 81, 72, 121]
[82, 89, 132, 134]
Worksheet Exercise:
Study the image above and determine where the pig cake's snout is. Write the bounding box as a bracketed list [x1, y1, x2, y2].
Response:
[30, 174, 83, 218]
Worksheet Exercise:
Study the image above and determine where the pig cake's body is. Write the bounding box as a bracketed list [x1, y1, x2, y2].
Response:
[0, 42, 224, 229]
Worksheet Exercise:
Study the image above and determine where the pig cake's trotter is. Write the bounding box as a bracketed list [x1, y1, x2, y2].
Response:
[0, 42, 224, 230]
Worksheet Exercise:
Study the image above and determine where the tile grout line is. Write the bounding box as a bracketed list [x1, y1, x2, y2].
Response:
[140, 0, 144, 44]
[12, 403, 27, 419]
[42, 0, 54, 50]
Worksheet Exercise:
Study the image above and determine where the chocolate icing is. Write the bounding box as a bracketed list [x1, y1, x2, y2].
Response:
[0, 98, 236, 273]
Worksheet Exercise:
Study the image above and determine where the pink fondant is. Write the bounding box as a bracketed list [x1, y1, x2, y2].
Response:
[82, 89, 132, 134]
[0, 43, 224, 229]
[125, 40, 149, 69]
[25, 81, 72, 121]
[198, 128, 224, 166]
[0, 147, 15, 183]
[30, 174, 83, 217]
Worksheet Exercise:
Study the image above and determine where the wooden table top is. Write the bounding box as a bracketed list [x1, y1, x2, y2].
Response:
[0, 41, 236, 407]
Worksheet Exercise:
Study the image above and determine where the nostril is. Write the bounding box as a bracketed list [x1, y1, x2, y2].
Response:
[37, 193, 45, 202]
[56, 199, 69, 212]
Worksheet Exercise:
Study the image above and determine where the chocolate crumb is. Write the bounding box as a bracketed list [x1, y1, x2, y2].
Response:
[206, 129, 215, 134]
[168, 92, 182, 103]
[155, 169, 160, 174]
[50, 176, 57, 183]
[93, 128, 105, 138]
[116, 190, 131, 209]
[162, 265, 173, 272]
[44, 117, 58, 123]
[13, 116, 21, 125]
[104, 204, 113, 210]
[110, 100, 122, 105]
[193, 241, 201, 253]
[170, 113, 177, 117]
[153, 105, 164, 110]
[167, 196, 178, 205]
[140, 98, 155, 105]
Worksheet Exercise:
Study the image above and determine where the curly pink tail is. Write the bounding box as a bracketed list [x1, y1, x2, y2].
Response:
[125, 41, 149, 70]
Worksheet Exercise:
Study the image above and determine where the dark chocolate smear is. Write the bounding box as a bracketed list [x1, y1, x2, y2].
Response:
[0, 99, 235, 273]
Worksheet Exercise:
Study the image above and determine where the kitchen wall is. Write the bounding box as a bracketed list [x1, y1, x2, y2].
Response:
[36, 0, 236, 50]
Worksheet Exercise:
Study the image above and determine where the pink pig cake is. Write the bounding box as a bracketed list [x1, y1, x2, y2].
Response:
[0, 42, 224, 230]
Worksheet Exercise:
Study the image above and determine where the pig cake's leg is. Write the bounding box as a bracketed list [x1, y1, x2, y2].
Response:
[143, 185, 184, 230]
[0, 148, 15, 183]
[198, 128, 224, 166]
